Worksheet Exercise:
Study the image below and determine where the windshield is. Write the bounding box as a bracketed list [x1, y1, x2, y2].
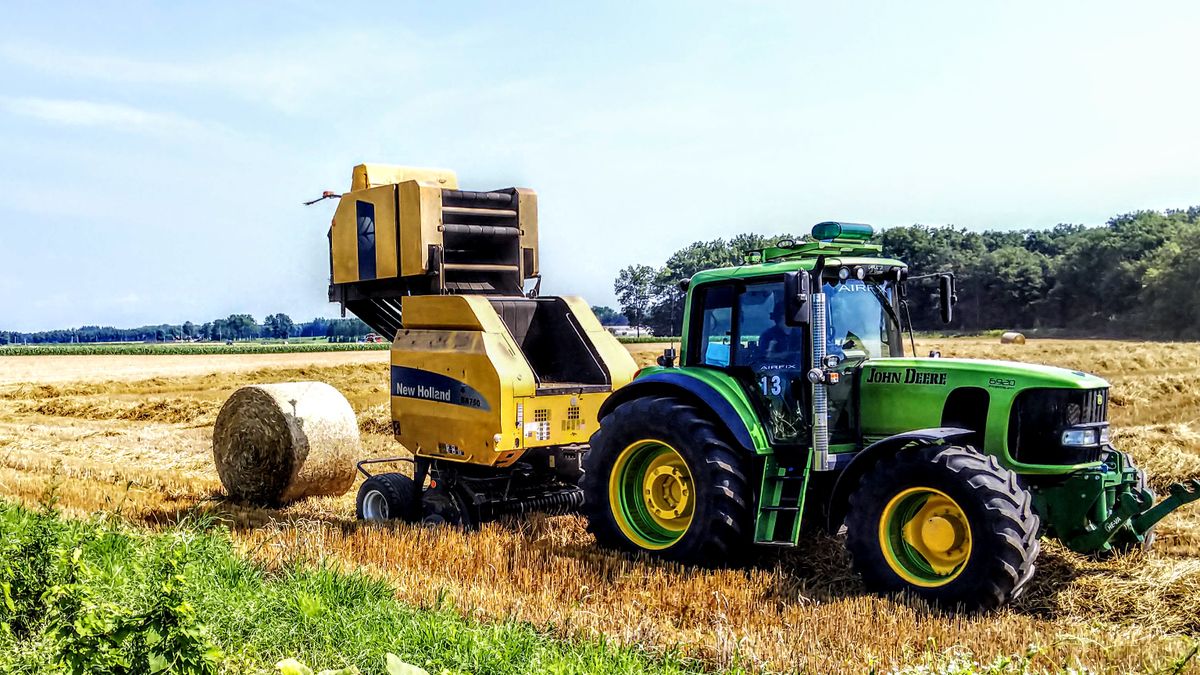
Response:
[822, 278, 900, 359]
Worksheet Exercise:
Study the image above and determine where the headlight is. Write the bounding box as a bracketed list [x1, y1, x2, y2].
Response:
[1061, 426, 1106, 447]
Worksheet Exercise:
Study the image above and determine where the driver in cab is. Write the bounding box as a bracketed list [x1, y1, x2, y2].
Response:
[759, 305, 803, 362]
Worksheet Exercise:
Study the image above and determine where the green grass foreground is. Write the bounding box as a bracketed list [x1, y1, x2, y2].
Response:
[0, 500, 721, 675]
[0, 342, 391, 356]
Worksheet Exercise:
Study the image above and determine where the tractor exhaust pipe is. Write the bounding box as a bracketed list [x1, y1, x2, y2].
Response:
[810, 292, 831, 472]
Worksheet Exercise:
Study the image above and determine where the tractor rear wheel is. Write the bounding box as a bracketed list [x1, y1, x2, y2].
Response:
[356, 473, 417, 523]
[845, 444, 1040, 610]
[582, 396, 752, 564]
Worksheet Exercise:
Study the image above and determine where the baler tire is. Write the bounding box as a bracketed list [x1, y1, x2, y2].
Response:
[581, 395, 752, 565]
[356, 473, 418, 523]
[845, 444, 1040, 611]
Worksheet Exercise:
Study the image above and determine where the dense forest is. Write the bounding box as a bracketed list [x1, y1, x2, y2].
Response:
[614, 208, 1200, 338]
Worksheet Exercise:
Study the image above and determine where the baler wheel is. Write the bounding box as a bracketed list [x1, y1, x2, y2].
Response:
[356, 473, 418, 523]
[582, 396, 752, 564]
[845, 444, 1040, 610]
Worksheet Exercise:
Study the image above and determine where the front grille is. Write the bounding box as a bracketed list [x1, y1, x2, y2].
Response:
[1008, 388, 1108, 465]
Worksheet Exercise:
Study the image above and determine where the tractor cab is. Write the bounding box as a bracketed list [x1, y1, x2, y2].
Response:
[678, 223, 914, 459]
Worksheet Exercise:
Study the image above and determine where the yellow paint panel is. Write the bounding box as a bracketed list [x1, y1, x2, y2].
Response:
[560, 296, 639, 388]
[398, 181, 443, 277]
[352, 164, 457, 191]
[330, 186, 399, 282]
[402, 295, 510, 333]
[330, 197, 359, 284]
[391, 325, 536, 466]
[514, 188, 538, 278]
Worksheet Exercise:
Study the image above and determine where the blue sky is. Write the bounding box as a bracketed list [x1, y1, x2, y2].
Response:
[1, 1, 1197, 332]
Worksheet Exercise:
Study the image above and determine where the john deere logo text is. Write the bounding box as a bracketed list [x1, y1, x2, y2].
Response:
[866, 368, 947, 386]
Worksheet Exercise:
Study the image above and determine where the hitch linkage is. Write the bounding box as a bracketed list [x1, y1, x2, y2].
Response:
[1132, 478, 1200, 535]
[1065, 478, 1200, 553]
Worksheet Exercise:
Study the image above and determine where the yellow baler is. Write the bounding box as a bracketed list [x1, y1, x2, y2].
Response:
[325, 164, 637, 525]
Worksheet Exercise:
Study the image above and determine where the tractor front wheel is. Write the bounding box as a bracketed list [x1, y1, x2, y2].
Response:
[582, 396, 752, 564]
[845, 444, 1040, 610]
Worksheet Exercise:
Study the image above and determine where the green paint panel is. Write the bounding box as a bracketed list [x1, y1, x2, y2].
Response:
[633, 365, 772, 453]
[859, 357, 1110, 475]
[754, 454, 811, 545]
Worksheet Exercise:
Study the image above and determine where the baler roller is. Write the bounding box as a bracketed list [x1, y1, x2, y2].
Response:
[443, 263, 520, 273]
[443, 206, 518, 218]
[442, 223, 521, 237]
[441, 189, 515, 208]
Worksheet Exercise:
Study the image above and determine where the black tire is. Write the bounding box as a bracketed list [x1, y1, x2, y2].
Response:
[845, 444, 1040, 610]
[356, 473, 417, 522]
[581, 396, 753, 564]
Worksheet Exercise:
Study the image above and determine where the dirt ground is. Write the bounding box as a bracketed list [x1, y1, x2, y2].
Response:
[2, 338, 1199, 673]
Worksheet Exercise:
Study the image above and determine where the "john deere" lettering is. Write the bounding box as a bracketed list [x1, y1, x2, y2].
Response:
[865, 368, 947, 386]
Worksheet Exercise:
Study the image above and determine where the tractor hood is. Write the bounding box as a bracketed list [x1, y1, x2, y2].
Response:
[862, 357, 1110, 391]
[855, 357, 1110, 443]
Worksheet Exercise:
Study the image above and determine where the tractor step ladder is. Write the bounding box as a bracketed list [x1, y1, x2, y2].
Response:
[754, 454, 811, 546]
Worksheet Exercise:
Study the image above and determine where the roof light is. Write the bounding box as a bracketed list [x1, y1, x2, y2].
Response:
[812, 221, 874, 242]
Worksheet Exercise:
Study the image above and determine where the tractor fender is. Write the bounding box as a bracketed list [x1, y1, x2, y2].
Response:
[826, 427, 975, 531]
[597, 372, 761, 453]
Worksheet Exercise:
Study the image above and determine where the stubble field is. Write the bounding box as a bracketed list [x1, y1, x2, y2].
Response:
[1, 339, 1199, 673]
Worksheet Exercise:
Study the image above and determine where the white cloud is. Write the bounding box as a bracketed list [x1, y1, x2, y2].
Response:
[0, 31, 442, 113]
[1, 96, 205, 136]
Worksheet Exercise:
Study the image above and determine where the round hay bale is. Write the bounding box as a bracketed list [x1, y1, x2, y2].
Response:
[213, 382, 360, 504]
[1000, 331, 1027, 345]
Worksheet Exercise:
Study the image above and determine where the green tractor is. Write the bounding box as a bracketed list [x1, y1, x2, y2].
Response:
[582, 221, 1200, 609]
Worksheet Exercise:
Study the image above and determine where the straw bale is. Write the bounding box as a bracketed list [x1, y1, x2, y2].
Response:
[212, 381, 359, 504]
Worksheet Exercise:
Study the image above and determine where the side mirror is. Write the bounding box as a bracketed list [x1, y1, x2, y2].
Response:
[938, 274, 957, 324]
[656, 347, 677, 368]
[784, 271, 811, 326]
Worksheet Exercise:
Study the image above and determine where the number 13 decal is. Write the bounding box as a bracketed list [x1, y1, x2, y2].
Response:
[759, 374, 782, 396]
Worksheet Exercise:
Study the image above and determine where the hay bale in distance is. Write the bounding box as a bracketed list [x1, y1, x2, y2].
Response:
[1000, 331, 1027, 345]
[213, 381, 360, 504]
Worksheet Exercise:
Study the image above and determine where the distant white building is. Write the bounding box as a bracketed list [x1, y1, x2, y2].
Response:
[605, 325, 653, 337]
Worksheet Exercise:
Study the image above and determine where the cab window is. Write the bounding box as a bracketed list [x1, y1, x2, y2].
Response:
[736, 280, 801, 366]
[694, 284, 734, 367]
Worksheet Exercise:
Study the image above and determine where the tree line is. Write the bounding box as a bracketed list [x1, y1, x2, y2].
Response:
[0, 314, 374, 345]
[614, 207, 1200, 338]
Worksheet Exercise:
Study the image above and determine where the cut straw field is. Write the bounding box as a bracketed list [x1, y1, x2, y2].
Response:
[1, 339, 1199, 673]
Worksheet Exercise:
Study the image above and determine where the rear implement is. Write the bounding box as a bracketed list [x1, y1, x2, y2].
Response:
[325, 165, 636, 525]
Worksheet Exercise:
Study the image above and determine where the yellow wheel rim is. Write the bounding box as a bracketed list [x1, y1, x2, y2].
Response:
[608, 440, 694, 550]
[878, 487, 972, 587]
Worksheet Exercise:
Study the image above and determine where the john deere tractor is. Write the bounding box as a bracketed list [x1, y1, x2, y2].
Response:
[319, 165, 1198, 610]
[582, 221, 1200, 609]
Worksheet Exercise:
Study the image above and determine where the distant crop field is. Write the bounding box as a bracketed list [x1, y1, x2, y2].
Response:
[0, 341, 390, 356]
[616, 335, 679, 343]
[1, 338, 1199, 672]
